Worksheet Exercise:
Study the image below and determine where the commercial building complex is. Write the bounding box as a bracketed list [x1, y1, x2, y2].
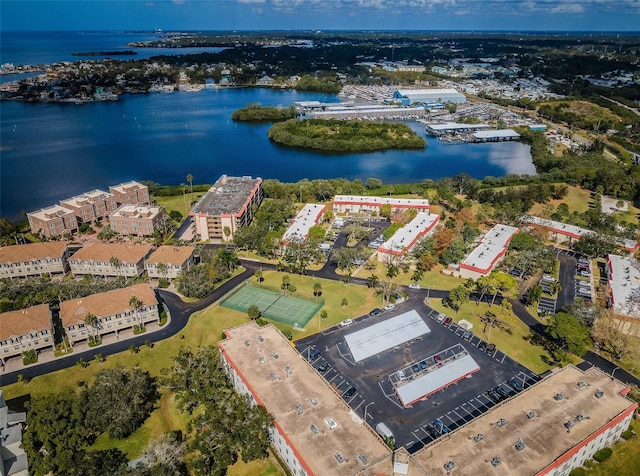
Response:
[459, 224, 520, 280]
[218, 323, 393, 476]
[282, 204, 326, 244]
[0, 241, 69, 279]
[59, 189, 118, 223]
[332, 195, 430, 216]
[521, 216, 639, 254]
[108, 180, 150, 206]
[606, 254, 640, 319]
[392, 88, 466, 106]
[69, 243, 152, 278]
[376, 212, 440, 261]
[0, 304, 54, 363]
[108, 205, 166, 237]
[59, 283, 158, 343]
[190, 175, 263, 242]
[410, 365, 637, 476]
[27, 204, 78, 238]
[145, 245, 196, 279]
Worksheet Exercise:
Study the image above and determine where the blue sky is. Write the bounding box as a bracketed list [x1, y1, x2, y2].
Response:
[2, 0, 639, 32]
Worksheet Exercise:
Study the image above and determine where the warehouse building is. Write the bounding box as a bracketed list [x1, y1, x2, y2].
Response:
[392, 88, 466, 106]
[190, 175, 263, 242]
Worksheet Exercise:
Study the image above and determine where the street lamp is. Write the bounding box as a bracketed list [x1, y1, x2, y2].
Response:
[611, 366, 620, 380]
[364, 402, 374, 422]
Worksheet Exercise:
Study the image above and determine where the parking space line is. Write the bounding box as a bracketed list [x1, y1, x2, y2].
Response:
[327, 373, 340, 384]
[353, 399, 364, 412]
[444, 413, 457, 426]
[500, 353, 506, 363]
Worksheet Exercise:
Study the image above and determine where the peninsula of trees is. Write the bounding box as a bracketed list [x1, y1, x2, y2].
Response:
[231, 103, 297, 122]
[267, 119, 426, 152]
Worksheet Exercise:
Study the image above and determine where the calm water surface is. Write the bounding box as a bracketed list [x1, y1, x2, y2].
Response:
[0, 32, 535, 221]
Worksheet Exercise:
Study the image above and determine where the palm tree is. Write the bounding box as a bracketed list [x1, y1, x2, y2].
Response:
[109, 256, 121, 275]
[157, 262, 168, 280]
[129, 295, 144, 329]
[186, 173, 193, 194]
[84, 312, 99, 343]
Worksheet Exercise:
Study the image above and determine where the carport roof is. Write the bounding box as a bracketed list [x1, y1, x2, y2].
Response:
[344, 310, 430, 363]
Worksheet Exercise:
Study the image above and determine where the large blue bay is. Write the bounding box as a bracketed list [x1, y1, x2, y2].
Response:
[0, 32, 535, 222]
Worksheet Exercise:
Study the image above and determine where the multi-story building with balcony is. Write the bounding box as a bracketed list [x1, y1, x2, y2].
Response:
[0, 241, 70, 279]
[0, 304, 54, 363]
[69, 243, 152, 278]
[59, 283, 158, 343]
[145, 245, 196, 279]
[108, 205, 165, 237]
[59, 189, 118, 223]
[108, 180, 150, 206]
[190, 175, 263, 242]
[27, 204, 78, 238]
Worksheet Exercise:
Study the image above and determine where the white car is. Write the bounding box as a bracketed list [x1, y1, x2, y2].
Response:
[340, 319, 353, 327]
[436, 313, 446, 323]
[408, 283, 420, 290]
[383, 303, 396, 311]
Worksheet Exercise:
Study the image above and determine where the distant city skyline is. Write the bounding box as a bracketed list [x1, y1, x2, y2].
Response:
[2, 0, 639, 32]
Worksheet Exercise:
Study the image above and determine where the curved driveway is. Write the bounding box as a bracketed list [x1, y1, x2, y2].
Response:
[3, 257, 639, 389]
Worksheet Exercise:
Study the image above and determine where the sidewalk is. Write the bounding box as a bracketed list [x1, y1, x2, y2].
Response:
[1, 316, 169, 376]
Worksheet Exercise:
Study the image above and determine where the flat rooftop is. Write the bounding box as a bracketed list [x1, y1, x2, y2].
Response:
[333, 195, 430, 209]
[109, 180, 147, 193]
[219, 323, 392, 476]
[378, 212, 439, 255]
[460, 224, 519, 273]
[110, 205, 162, 218]
[282, 204, 326, 243]
[28, 204, 75, 220]
[426, 122, 490, 132]
[473, 129, 520, 139]
[410, 365, 637, 475]
[344, 310, 431, 363]
[191, 175, 261, 217]
[607, 254, 640, 318]
[60, 189, 114, 207]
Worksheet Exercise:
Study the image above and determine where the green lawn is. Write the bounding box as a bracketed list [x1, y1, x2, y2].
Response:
[155, 191, 205, 217]
[428, 298, 556, 374]
[529, 184, 592, 216]
[354, 260, 463, 291]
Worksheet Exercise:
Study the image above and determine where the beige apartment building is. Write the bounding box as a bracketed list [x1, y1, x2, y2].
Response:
[59, 189, 119, 223]
[190, 175, 263, 242]
[69, 242, 152, 277]
[27, 204, 78, 238]
[109, 180, 150, 206]
[145, 245, 196, 279]
[0, 304, 54, 363]
[109, 205, 166, 237]
[0, 241, 70, 279]
[59, 283, 158, 343]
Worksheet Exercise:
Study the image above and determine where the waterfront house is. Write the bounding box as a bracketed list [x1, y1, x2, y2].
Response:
[27, 204, 78, 238]
[145, 245, 196, 279]
[108, 205, 166, 237]
[69, 242, 152, 278]
[59, 189, 118, 224]
[0, 241, 70, 279]
[108, 180, 150, 206]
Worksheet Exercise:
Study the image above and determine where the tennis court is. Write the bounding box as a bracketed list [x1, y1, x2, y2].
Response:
[221, 284, 322, 328]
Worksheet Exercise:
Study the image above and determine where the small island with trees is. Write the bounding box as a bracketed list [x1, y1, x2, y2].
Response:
[231, 103, 298, 122]
[267, 118, 426, 152]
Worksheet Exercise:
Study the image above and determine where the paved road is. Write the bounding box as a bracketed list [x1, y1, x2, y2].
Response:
[556, 253, 576, 310]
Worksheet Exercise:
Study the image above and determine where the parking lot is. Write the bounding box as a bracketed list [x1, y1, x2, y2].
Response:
[294, 300, 540, 453]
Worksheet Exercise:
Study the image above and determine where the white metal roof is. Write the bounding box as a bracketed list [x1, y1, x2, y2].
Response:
[460, 224, 519, 273]
[282, 204, 325, 243]
[607, 254, 640, 318]
[394, 352, 480, 407]
[473, 129, 520, 139]
[333, 195, 430, 208]
[344, 310, 430, 363]
[378, 212, 439, 255]
[426, 122, 490, 132]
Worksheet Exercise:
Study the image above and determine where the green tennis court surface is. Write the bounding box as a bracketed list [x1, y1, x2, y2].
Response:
[221, 284, 322, 328]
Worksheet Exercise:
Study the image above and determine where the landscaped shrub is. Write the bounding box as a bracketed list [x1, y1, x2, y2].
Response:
[569, 468, 586, 476]
[621, 428, 635, 440]
[593, 447, 613, 462]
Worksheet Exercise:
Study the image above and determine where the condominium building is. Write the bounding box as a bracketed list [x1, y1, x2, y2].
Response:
[145, 245, 196, 279]
[69, 243, 152, 277]
[59, 189, 118, 223]
[410, 365, 637, 476]
[190, 175, 263, 242]
[459, 224, 520, 280]
[282, 204, 326, 244]
[218, 323, 393, 476]
[0, 390, 29, 476]
[27, 204, 78, 238]
[332, 195, 430, 216]
[0, 241, 69, 279]
[59, 283, 158, 343]
[376, 212, 440, 261]
[108, 205, 166, 237]
[0, 304, 54, 363]
[606, 254, 640, 319]
[109, 180, 150, 206]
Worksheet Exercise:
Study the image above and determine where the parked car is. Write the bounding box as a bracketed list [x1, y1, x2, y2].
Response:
[436, 313, 446, 323]
[578, 257, 590, 265]
[369, 308, 382, 316]
[579, 271, 591, 277]
[486, 343, 496, 354]
[412, 364, 420, 373]
[340, 319, 353, 327]
[408, 283, 421, 290]
[463, 330, 473, 340]
[495, 386, 510, 399]
[508, 378, 523, 392]
[343, 386, 357, 398]
[478, 341, 488, 352]
[443, 317, 453, 327]
[420, 360, 428, 371]
[308, 349, 320, 362]
[384, 303, 396, 311]
[316, 364, 328, 373]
